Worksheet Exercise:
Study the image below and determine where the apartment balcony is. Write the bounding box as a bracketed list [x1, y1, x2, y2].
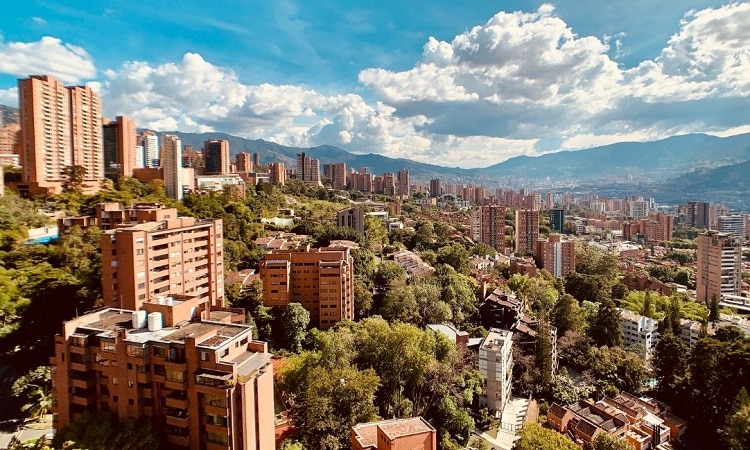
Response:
[195, 371, 233, 390]
[165, 392, 189, 410]
[70, 362, 90, 372]
[165, 411, 189, 428]
[166, 434, 190, 447]
[70, 377, 94, 390]
[205, 423, 230, 437]
[70, 392, 96, 406]
[165, 379, 188, 391]
[140, 386, 153, 398]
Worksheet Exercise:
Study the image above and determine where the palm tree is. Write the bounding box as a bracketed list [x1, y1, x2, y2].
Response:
[21, 386, 53, 421]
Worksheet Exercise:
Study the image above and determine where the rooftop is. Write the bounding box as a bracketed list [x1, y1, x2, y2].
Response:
[353, 417, 434, 448]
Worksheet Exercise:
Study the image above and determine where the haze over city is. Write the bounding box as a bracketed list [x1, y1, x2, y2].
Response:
[1, 1, 749, 168]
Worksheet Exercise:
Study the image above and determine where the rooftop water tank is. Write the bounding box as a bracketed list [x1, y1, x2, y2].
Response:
[132, 310, 147, 329]
[147, 312, 163, 332]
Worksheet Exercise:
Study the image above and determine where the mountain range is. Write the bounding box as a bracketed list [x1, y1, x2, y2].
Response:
[2, 104, 750, 209]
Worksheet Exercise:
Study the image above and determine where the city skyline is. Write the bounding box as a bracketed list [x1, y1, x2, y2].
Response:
[1, 1, 749, 168]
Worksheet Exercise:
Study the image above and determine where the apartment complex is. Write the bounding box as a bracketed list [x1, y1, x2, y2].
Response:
[102, 116, 136, 180]
[535, 234, 575, 277]
[295, 152, 321, 186]
[471, 205, 505, 252]
[717, 215, 746, 240]
[235, 152, 254, 173]
[101, 211, 224, 311]
[323, 162, 347, 190]
[696, 231, 741, 303]
[396, 169, 410, 197]
[258, 245, 354, 328]
[50, 299, 275, 450]
[203, 140, 230, 175]
[622, 213, 674, 243]
[549, 209, 565, 233]
[548, 392, 686, 449]
[620, 309, 660, 359]
[0, 122, 21, 166]
[337, 206, 366, 235]
[18, 75, 103, 195]
[479, 328, 514, 413]
[267, 162, 286, 185]
[352, 417, 436, 450]
[515, 209, 539, 254]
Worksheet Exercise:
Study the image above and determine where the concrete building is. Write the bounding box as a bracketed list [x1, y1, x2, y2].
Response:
[679, 319, 704, 350]
[429, 179, 441, 198]
[203, 140, 230, 175]
[350, 169, 373, 193]
[162, 134, 184, 200]
[18, 75, 103, 195]
[620, 309, 659, 359]
[687, 201, 711, 229]
[140, 131, 159, 168]
[352, 417, 436, 450]
[235, 152, 254, 173]
[337, 206, 365, 236]
[696, 231, 741, 303]
[50, 301, 275, 450]
[0, 123, 21, 167]
[259, 245, 354, 328]
[101, 212, 224, 311]
[295, 152, 321, 186]
[195, 174, 246, 197]
[323, 162, 347, 190]
[396, 169, 410, 197]
[535, 234, 575, 277]
[718, 215, 746, 240]
[471, 205, 505, 252]
[515, 209, 539, 254]
[628, 200, 650, 219]
[549, 209, 565, 233]
[268, 162, 286, 185]
[479, 328, 514, 412]
[102, 116, 136, 180]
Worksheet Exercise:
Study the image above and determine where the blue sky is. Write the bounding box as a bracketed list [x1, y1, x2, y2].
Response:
[1, 1, 748, 168]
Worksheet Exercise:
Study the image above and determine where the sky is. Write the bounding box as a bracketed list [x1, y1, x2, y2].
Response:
[1, 1, 749, 168]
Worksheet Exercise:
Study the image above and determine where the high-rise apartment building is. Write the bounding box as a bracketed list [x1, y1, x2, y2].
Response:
[549, 209, 565, 233]
[429, 179, 441, 198]
[101, 212, 224, 311]
[51, 301, 275, 450]
[696, 231, 741, 303]
[141, 131, 159, 168]
[268, 162, 286, 185]
[203, 140, 230, 175]
[471, 205, 505, 252]
[656, 212, 674, 242]
[162, 134, 184, 200]
[259, 245, 354, 328]
[687, 201, 711, 229]
[535, 234, 575, 277]
[620, 309, 660, 359]
[718, 215, 746, 239]
[102, 116, 136, 180]
[628, 200, 650, 219]
[479, 328, 513, 412]
[252, 152, 260, 168]
[337, 206, 365, 236]
[295, 152, 321, 186]
[68, 85, 104, 190]
[515, 209, 540, 254]
[352, 417, 436, 450]
[350, 169, 373, 193]
[396, 169, 410, 197]
[323, 162, 347, 190]
[235, 152, 253, 173]
[18, 75, 104, 194]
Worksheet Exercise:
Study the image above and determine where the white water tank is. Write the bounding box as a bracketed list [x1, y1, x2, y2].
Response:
[147, 312, 163, 331]
[132, 310, 147, 329]
[166, 297, 174, 306]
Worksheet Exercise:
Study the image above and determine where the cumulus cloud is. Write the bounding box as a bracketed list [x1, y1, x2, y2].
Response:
[72, 3, 750, 167]
[0, 36, 96, 84]
[0, 87, 18, 106]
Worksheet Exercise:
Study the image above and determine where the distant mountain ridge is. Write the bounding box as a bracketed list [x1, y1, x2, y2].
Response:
[0, 104, 19, 126]
[170, 130, 750, 185]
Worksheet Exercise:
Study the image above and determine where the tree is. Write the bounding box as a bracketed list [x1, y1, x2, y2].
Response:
[652, 332, 687, 400]
[52, 411, 158, 450]
[436, 243, 470, 275]
[723, 388, 750, 450]
[515, 423, 578, 450]
[709, 294, 720, 323]
[592, 433, 635, 450]
[354, 280, 374, 318]
[61, 165, 87, 194]
[534, 317, 554, 392]
[589, 298, 623, 347]
[281, 303, 310, 353]
[364, 215, 389, 251]
[552, 294, 584, 337]
[640, 291, 656, 319]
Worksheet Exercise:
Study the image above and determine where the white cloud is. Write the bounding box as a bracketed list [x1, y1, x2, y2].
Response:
[29, 2, 747, 168]
[0, 36, 96, 84]
[0, 87, 18, 106]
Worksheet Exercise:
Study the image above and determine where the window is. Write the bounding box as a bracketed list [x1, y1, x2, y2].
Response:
[166, 369, 185, 383]
[136, 249, 144, 255]
[204, 394, 227, 408]
[101, 341, 116, 353]
[153, 346, 167, 358]
[200, 351, 209, 361]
